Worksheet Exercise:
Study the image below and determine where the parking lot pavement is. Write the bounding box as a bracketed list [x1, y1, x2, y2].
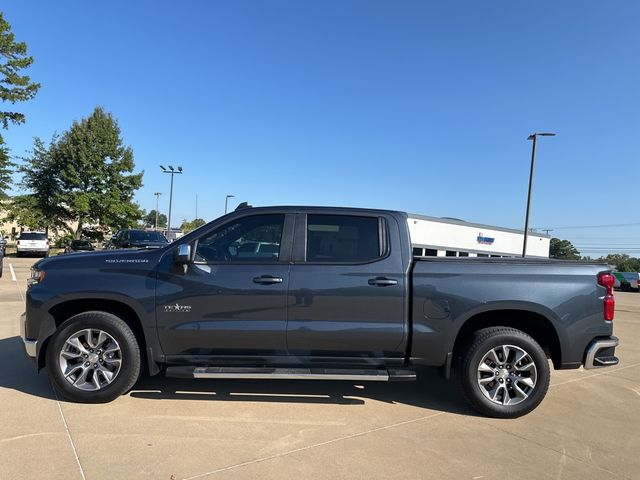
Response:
[1, 256, 638, 480]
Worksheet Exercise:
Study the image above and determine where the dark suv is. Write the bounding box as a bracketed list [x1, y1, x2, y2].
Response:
[109, 229, 168, 249]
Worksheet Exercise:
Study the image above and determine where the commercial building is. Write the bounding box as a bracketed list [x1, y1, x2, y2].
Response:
[408, 214, 550, 258]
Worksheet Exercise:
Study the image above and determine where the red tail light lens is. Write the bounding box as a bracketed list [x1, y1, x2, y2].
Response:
[598, 272, 615, 321]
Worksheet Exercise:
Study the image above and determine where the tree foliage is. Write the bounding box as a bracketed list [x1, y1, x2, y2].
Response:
[6, 107, 144, 238]
[144, 209, 167, 228]
[598, 254, 640, 272]
[549, 237, 581, 260]
[180, 218, 206, 233]
[15, 135, 71, 234]
[0, 12, 41, 198]
[54, 107, 144, 238]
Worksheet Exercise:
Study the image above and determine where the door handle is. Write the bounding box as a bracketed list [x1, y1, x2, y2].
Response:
[368, 277, 398, 287]
[253, 275, 284, 284]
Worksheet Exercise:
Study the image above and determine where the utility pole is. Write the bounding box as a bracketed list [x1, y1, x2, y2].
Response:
[523, 133, 556, 257]
[153, 192, 161, 230]
[160, 165, 183, 240]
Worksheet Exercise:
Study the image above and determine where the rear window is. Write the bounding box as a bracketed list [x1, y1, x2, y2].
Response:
[19, 233, 47, 240]
[72, 240, 91, 247]
[306, 214, 381, 263]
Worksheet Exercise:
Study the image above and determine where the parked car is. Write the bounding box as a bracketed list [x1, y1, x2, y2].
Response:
[613, 271, 639, 292]
[16, 232, 49, 257]
[20, 206, 619, 418]
[65, 239, 95, 254]
[108, 229, 168, 249]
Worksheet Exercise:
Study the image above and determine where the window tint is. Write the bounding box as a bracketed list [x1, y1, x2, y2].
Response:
[128, 231, 168, 243]
[306, 214, 380, 263]
[195, 214, 284, 263]
[458, 251, 469, 257]
[19, 232, 47, 240]
[446, 250, 457, 257]
[424, 249, 438, 257]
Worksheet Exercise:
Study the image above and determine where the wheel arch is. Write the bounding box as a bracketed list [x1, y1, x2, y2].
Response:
[38, 298, 158, 375]
[452, 309, 562, 369]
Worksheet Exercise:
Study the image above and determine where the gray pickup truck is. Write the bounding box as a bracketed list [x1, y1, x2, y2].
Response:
[20, 206, 619, 417]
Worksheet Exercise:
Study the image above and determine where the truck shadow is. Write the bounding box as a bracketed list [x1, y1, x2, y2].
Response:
[0, 336, 478, 417]
[0, 336, 58, 401]
[130, 368, 479, 417]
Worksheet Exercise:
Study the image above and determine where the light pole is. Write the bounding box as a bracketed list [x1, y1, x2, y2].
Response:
[160, 165, 183, 240]
[522, 133, 555, 257]
[224, 194, 235, 214]
[153, 192, 161, 230]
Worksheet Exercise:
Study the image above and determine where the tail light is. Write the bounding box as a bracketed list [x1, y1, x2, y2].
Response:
[597, 272, 615, 321]
[16, 240, 20, 246]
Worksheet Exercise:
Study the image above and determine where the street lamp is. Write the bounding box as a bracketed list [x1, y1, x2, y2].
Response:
[153, 192, 162, 230]
[160, 165, 183, 240]
[522, 133, 556, 257]
[224, 194, 235, 214]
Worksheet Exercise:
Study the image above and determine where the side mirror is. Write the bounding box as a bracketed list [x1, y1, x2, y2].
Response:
[174, 244, 191, 264]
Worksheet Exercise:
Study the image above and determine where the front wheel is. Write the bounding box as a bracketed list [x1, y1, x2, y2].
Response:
[460, 327, 550, 418]
[47, 311, 141, 403]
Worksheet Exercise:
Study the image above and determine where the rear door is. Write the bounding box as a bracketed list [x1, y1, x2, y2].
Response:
[286, 212, 407, 359]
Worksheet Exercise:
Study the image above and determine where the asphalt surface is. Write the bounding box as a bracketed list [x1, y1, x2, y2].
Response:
[0, 256, 638, 480]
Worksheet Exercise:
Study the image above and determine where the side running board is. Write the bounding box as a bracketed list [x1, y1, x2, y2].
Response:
[165, 366, 416, 382]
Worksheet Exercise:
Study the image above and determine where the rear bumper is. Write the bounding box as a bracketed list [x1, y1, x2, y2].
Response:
[584, 336, 619, 370]
[19, 312, 37, 360]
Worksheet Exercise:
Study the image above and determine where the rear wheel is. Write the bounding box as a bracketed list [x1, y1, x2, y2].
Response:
[47, 311, 141, 403]
[460, 327, 550, 418]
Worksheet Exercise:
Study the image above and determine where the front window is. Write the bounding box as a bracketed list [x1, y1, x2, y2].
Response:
[195, 214, 284, 263]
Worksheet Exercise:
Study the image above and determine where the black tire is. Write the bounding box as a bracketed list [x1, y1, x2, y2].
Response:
[46, 311, 141, 403]
[16, 251, 22, 258]
[460, 327, 550, 418]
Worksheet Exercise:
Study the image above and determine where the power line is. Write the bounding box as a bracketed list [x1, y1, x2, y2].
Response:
[534, 222, 640, 230]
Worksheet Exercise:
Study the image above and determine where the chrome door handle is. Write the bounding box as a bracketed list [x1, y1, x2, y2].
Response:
[253, 275, 284, 284]
[368, 277, 398, 287]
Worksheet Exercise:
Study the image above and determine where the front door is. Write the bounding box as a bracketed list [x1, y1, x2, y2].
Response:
[155, 213, 292, 358]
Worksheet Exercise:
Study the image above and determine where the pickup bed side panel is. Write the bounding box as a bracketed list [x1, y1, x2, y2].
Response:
[410, 260, 612, 368]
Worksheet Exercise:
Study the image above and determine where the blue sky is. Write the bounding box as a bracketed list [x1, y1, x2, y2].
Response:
[2, 1, 638, 256]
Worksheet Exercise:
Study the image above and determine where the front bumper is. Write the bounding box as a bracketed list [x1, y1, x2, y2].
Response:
[584, 336, 619, 370]
[19, 312, 37, 359]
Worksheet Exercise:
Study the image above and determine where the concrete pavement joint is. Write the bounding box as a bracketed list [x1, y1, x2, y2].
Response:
[479, 420, 629, 480]
[180, 412, 446, 480]
[51, 383, 87, 480]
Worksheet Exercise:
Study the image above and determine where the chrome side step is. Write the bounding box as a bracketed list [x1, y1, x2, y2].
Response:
[165, 366, 416, 382]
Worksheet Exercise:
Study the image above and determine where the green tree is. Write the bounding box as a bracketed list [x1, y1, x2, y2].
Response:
[549, 238, 581, 260]
[54, 107, 144, 238]
[15, 136, 72, 235]
[0, 12, 40, 198]
[180, 218, 206, 233]
[144, 209, 167, 228]
[598, 253, 640, 272]
[3, 194, 48, 231]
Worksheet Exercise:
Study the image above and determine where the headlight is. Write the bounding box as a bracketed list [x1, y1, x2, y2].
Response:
[28, 268, 45, 287]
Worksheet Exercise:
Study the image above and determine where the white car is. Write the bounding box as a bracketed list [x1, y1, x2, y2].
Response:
[16, 232, 50, 257]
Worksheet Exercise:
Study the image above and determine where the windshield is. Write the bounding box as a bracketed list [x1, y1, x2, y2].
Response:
[128, 231, 168, 243]
[72, 240, 92, 247]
